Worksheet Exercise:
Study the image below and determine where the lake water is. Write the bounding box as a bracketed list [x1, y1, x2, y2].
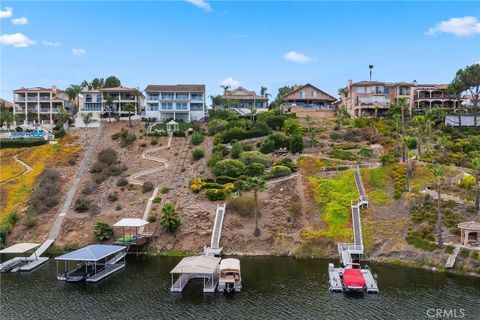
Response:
[1, 256, 479, 320]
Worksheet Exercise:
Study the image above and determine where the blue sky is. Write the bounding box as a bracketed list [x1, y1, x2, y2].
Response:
[1, 1, 479, 102]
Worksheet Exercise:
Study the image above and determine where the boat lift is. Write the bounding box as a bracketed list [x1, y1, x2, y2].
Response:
[0, 243, 49, 272]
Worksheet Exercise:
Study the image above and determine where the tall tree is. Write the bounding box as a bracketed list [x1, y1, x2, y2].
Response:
[123, 102, 136, 127]
[104, 76, 121, 88]
[81, 112, 94, 145]
[246, 176, 267, 236]
[65, 84, 82, 115]
[0, 110, 14, 129]
[447, 74, 466, 130]
[413, 115, 426, 156]
[457, 64, 480, 128]
[430, 165, 446, 248]
[81, 80, 91, 90]
[260, 86, 267, 97]
[471, 158, 480, 214]
[104, 94, 114, 123]
[91, 78, 105, 89]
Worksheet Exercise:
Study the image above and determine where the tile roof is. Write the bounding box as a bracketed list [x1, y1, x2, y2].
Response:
[99, 86, 137, 92]
[458, 221, 480, 230]
[13, 87, 63, 92]
[0, 98, 14, 108]
[283, 83, 336, 101]
[145, 84, 205, 92]
[223, 87, 268, 100]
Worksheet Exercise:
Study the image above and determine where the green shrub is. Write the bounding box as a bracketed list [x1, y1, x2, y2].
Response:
[213, 159, 245, 177]
[243, 163, 265, 176]
[74, 197, 91, 212]
[212, 144, 229, 156]
[289, 134, 304, 153]
[233, 179, 247, 191]
[53, 128, 66, 138]
[459, 175, 475, 189]
[93, 221, 113, 241]
[268, 132, 290, 149]
[119, 130, 136, 147]
[459, 248, 470, 258]
[263, 115, 287, 131]
[404, 137, 418, 150]
[160, 202, 181, 232]
[117, 177, 128, 186]
[358, 147, 372, 158]
[271, 165, 292, 178]
[23, 206, 37, 227]
[173, 131, 186, 137]
[115, 204, 123, 211]
[0, 139, 47, 149]
[260, 138, 275, 154]
[240, 151, 273, 167]
[191, 131, 204, 145]
[405, 231, 437, 252]
[380, 152, 398, 165]
[8, 211, 19, 225]
[142, 181, 154, 193]
[160, 187, 170, 194]
[207, 151, 223, 167]
[29, 169, 61, 213]
[282, 118, 302, 135]
[215, 176, 237, 184]
[205, 188, 229, 201]
[329, 132, 341, 140]
[352, 118, 369, 128]
[231, 141, 244, 159]
[222, 127, 248, 143]
[328, 149, 356, 161]
[275, 158, 297, 171]
[208, 118, 229, 135]
[192, 148, 205, 160]
[152, 196, 161, 203]
[107, 192, 118, 202]
[150, 140, 158, 145]
[147, 215, 157, 223]
[392, 164, 406, 199]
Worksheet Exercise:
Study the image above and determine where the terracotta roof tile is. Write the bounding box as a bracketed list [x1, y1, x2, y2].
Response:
[145, 84, 205, 92]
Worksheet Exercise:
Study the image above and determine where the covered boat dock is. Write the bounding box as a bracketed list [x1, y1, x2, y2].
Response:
[170, 256, 221, 293]
[55, 244, 127, 282]
[0, 243, 49, 272]
[112, 218, 151, 249]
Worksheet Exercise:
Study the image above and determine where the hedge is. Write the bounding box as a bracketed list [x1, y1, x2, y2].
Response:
[205, 188, 228, 201]
[0, 139, 47, 149]
[271, 165, 292, 178]
[240, 151, 273, 167]
[243, 163, 265, 176]
[213, 159, 245, 177]
[215, 176, 238, 184]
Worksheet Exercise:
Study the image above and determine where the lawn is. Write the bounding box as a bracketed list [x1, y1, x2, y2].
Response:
[361, 166, 392, 205]
[307, 170, 357, 240]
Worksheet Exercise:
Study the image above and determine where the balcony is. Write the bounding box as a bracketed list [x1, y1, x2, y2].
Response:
[39, 96, 51, 101]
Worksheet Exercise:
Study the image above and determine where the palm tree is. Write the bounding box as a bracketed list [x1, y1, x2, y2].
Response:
[2, 111, 14, 130]
[104, 94, 114, 123]
[123, 103, 135, 127]
[413, 115, 426, 157]
[471, 158, 480, 214]
[260, 86, 267, 97]
[430, 165, 446, 248]
[65, 84, 82, 115]
[81, 112, 94, 145]
[246, 176, 267, 236]
[221, 85, 231, 108]
[160, 202, 181, 233]
[248, 105, 257, 122]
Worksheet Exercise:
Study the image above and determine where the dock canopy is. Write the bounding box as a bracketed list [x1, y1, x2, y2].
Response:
[0, 243, 40, 254]
[113, 218, 149, 228]
[170, 256, 221, 275]
[55, 245, 126, 262]
[219, 258, 240, 271]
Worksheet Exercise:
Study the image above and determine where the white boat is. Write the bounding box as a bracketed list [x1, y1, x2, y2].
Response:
[217, 258, 241, 293]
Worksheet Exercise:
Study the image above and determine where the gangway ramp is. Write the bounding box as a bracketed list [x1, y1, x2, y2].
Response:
[204, 203, 226, 257]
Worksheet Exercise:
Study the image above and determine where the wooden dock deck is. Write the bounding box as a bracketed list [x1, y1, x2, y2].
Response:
[85, 263, 125, 283]
[328, 264, 343, 292]
[362, 268, 379, 293]
[19, 257, 49, 272]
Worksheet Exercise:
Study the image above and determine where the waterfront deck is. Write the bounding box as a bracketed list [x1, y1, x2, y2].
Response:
[328, 264, 343, 292]
[86, 263, 125, 282]
[170, 256, 221, 293]
[362, 268, 379, 293]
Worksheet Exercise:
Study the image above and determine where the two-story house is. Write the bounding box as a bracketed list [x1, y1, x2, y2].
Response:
[13, 87, 69, 126]
[79, 86, 144, 119]
[144, 84, 206, 122]
[221, 87, 269, 109]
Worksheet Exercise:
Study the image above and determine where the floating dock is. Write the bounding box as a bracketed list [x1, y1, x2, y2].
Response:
[170, 255, 221, 293]
[0, 242, 51, 273]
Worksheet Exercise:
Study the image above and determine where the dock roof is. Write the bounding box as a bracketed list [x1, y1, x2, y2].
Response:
[0, 243, 40, 254]
[113, 218, 149, 228]
[170, 256, 221, 275]
[55, 245, 126, 262]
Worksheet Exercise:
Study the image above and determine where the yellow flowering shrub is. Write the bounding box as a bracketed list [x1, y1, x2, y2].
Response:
[190, 178, 206, 193]
[223, 183, 234, 191]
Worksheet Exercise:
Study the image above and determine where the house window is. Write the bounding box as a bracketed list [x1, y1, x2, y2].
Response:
[176, 93, 189, 100]
[384, 88, 390, 94]
[191, 93, 203, 101]
[176, 102, 188, 110]
[399, 87, 408, 95]
[148, 103, 159, 111]
[148, 93, 159, 100]
[356, 87, 365, 93]
[161, 93, 174, 100]
[311, 91, 317, 97]
[375, 86, 384, 94]
[299, 91, 304, 98]
[161, 102, 173, 110]
[96, 94, 102, 103]
[190, 104, 203, 111]
[255, 101, 264, 108]
[85, 94, 92, 103]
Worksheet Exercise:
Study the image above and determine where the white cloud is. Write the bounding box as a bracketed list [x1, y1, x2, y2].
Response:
[185, 0, 211, 11]
[283, 51, 317, 63]
[0, 33, 35, 48]
[71, 48, 86, 56]
[426, 16, 480, 36]
[0, 7, 13, 19]
[220, 77, 241, 88]
[42, 40, 60, 47]
[11, 16, 28, 25]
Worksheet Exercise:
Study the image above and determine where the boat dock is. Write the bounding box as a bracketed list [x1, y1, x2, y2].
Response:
[170, 256, 221, 293]
[0, 242, 51, 273]
[328, 167, 379, 294]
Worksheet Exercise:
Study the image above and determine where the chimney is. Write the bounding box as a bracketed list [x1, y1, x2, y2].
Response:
[347, 79, 352, 89]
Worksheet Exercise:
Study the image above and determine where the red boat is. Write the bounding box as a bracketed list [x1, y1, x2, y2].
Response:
[342, 263, 366, 292]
